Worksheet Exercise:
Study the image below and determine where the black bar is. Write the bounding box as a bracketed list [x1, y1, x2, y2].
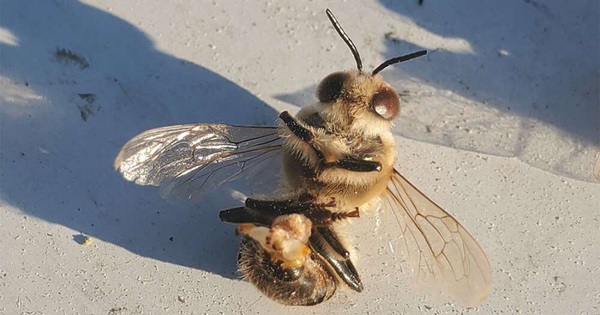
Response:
[310, 228, 363, 292]
[317, 226, 350, 258]
[279, 111, 313, 142]
[327, 158, 382, 172]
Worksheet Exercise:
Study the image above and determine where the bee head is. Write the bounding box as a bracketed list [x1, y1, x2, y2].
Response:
[318, 9, 426, 126]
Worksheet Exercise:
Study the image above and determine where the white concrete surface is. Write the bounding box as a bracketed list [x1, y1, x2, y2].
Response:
[1, 0, 598, 314]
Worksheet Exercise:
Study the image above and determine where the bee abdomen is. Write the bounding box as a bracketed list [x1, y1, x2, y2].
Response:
[237, 236, 336, 306]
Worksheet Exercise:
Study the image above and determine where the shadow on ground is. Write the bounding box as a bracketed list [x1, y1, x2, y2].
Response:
[379, 0, 599, 145]
[0, 0, 278, 279]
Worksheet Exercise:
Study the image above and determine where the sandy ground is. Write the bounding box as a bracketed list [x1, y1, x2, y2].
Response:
[1, 0, 599, 314]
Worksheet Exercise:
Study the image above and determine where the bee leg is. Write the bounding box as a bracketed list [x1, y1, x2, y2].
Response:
[279, 111, 328, 163]
[310, 227, 363, 292]
[244, 197, 308, 215]
[303, 204, 360, 227]
[316, 226, 350, 259]
[219, 206, 275, 226]
[279, 111, 382, 173]
[220, 197, 316, 226]
[234, 196, 359, 226]
[323, 158, 382, 172]
[279, 111, 315, 143]
[221, 199, 359, 257]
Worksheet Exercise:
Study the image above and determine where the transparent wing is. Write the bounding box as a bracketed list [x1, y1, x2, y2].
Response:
[114, 124, 283, 200]
[384, 169, 492, 307]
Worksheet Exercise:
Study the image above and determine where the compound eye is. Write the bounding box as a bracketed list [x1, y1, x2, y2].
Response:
[370, 86, 399, 120]
[316, 72, 349, 103]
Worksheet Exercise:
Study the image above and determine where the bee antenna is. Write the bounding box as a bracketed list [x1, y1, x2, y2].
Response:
[372, 50, 427, 75]
[326, 9, 363, 72]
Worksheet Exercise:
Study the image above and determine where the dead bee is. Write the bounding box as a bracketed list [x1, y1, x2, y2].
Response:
[220, 193, 362, 305]
[114, 9, 491, 307]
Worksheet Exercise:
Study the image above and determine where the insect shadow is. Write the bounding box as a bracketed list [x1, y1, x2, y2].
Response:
[0, 0, 278, 279]
[377, 1, 599, 182]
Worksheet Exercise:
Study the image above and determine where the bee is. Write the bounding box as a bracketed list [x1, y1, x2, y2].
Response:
[114, 9, 492, 307]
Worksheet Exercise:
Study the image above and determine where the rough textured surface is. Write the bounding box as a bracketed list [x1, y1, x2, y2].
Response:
[1, 0, 598, 314]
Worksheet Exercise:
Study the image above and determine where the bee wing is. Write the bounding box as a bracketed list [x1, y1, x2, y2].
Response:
[384, 169, 492, 306]
[114, 124, 283, 200]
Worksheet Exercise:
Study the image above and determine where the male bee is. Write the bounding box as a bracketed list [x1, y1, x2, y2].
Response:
[114, 9, 491, 307]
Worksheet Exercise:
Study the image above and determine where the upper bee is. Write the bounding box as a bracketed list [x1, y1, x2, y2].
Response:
[316, 71, 400, 121]
[318, 9, 426, 128]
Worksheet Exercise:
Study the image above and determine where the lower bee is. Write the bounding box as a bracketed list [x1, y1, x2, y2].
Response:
[220, 194, 362, 305]
[114, 9, 492, 307]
